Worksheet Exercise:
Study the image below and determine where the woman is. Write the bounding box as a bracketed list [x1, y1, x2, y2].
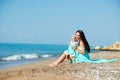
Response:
[49, 30, 117, 67]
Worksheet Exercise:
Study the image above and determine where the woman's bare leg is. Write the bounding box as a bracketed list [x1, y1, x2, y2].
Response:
[65, 55, 71, 61]
[53, 53, 66, 65]
[49, 52, 66, 66]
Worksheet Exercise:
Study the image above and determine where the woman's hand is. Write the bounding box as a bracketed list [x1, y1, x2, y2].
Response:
[72, 46, 77, 50]
[76, 49, 81, 53]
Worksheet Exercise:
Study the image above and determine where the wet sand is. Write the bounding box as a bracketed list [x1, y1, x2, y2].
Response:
[0, 51, 120, 80]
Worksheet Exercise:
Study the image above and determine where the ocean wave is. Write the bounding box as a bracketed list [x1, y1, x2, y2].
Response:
[40, 54, 53, 58]
[1, 53, 53, 61]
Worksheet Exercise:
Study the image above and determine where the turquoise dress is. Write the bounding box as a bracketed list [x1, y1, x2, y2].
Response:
[65, 46, 117, 64]
[65, 41, 78, 56]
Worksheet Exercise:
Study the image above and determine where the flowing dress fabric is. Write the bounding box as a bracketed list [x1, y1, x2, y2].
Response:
[65, 41, 78, 56]
[65, 46, 117, 64]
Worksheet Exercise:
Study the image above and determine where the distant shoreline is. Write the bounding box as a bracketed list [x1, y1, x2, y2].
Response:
[92, 48, 120, 51]
[92, 42, 120, 51]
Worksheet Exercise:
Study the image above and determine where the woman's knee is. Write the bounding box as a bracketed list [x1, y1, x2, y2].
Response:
[64, 51, 68, 55]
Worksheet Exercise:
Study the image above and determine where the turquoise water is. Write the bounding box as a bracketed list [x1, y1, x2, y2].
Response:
[0, 43, 99, 69]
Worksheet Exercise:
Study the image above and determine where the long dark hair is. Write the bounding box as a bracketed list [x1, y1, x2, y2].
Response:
[76, 30, 90, 53]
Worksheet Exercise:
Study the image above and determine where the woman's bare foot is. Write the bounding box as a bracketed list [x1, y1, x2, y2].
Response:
[48, 63, 57, 67]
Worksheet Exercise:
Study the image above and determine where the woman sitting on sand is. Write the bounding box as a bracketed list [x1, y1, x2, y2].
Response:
[49, 30, 117, 67]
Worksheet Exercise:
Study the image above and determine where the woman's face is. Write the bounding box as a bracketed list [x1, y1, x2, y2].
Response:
[75, 32, 80, 40]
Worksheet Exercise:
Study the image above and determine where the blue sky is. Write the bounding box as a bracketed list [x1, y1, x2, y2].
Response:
[0, 0, 120, 46]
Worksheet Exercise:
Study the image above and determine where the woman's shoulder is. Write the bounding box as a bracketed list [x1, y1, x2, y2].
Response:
[80, 40, 84, 46]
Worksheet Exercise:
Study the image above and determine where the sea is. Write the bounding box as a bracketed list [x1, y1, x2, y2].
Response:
[0, 43, 100, 69]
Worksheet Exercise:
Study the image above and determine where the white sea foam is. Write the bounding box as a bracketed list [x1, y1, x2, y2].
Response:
[2, 53, 38, 61]
[21, 54, 38, 59]
[40, 54, 53, 58]
[1, 53, 53, 61]
[2, 55, 22, 61]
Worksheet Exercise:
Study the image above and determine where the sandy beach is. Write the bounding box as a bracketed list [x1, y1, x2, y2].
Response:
[0, 51, 120, 80]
